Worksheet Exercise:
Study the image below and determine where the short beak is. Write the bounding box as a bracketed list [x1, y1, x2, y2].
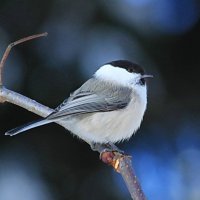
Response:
[141, 74, 153, 79]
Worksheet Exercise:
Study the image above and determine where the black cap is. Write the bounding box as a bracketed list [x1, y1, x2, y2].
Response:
[107, 60, 145, 75]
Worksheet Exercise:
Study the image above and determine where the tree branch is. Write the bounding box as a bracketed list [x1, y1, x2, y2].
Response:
[99, 151, 146, 200]
[0, 33, 146, 200]
[0, 32, 47, 86]
[0, 86, 52, 116]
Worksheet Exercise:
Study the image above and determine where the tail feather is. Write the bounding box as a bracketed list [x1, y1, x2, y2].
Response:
[5, 119, 52, 136]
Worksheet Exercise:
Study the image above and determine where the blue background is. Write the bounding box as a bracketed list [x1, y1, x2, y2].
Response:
[0, 0, 200, 199]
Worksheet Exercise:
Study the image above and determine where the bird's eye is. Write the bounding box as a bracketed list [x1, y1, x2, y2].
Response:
[139, 78, 145, 85]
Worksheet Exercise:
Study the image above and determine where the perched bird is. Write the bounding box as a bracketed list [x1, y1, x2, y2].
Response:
[5, 60, 152, 151]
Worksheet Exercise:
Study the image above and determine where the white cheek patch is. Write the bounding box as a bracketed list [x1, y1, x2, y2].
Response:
[129, 74, 140, 85]
[95, 64, 141, 87]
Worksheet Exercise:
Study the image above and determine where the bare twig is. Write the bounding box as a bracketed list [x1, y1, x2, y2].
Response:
[0, 32, 48, 86]
[100, 151, 146, 200]
[115, 154, 146, 200]
[0, 33, 146, 200]
[0, 86, 53, 116]
[0, 86, 68, 129]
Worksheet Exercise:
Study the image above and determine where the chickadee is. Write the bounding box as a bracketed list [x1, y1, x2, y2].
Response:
[5, 60, 152, 150]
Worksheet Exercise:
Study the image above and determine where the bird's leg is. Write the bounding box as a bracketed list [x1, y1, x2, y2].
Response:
[90, 142, 124, 158]
[90, 142, 124, 164]
[106, 142, 124, 154]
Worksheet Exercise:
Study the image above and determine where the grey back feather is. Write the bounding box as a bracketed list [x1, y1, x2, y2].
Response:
[47, 78, 132, 120]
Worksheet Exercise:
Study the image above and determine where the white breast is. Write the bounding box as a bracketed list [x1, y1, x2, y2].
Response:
[64, 88, 147, 144]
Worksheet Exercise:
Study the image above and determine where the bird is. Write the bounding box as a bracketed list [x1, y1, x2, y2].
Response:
[5, 60, 152, 152]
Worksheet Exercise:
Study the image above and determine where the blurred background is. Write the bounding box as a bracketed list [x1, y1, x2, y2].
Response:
[0, 0, 200, 199]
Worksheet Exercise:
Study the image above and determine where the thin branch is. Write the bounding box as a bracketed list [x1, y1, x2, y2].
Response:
[0, 32, 48, 86]
[0, 33, 147, 200]
[115, 154, 146, 200]
[0, 86, 52, 116]
[100, 151, 146, 200]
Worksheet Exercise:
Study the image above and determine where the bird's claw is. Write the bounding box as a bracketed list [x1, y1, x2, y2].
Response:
[90, 142, 124, 163]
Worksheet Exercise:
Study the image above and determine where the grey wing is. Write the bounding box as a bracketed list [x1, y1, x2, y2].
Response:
[46, 92, 129, 120]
